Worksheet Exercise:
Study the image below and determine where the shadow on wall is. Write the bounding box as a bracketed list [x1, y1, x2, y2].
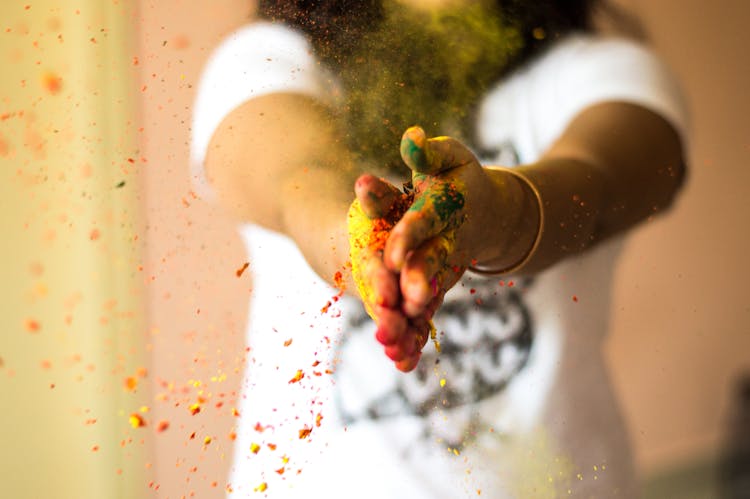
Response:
[642, 372, 750, 499]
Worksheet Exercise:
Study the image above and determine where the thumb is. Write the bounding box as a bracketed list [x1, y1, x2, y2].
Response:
[400, 126, 479, 175]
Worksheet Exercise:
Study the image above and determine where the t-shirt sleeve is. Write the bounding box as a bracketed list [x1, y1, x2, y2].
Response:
[535, 35, 690, 154]
[189, 22, 333, 198]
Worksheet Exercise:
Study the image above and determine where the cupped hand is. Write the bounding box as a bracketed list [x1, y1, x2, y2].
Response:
[348, 173, 430, 372]
[348, 127, 504, 372]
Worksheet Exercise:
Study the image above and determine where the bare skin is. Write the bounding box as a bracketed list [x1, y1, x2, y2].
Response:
[205, 93, 685, 372]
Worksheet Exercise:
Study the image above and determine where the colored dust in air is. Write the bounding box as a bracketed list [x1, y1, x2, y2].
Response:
[40, 71, 62, 94]
[347, 189, 413, 319]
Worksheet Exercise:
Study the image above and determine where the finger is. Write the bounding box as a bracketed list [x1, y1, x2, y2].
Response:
[400, 126, 478, 175]
[354, 173, 402, 219]
[364, 254, 401, 310]
[400, 234, 454, 317]
[348, 199, 400, 315]
[374, 305, 407, 346]
[395, 352, 421, 373]
[384, 325, 420, 362]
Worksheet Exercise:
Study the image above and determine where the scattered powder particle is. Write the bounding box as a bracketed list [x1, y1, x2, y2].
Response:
[25, 319, 41, 333]
[40, 360, 52, 370]
[123, 376, 137, 392]
[298, 427, 312, 439]
[253, 422, 264, 432]
[156, 420, 169, 433]
[250, 443, 260, 454]
[315, 413, 323, 427]
[572, 295, 578, 302]
[232, 408, 240, 417]
[283, 338, 293, 347]
[228, 431, 236, 441]
[235, 262, 249, 277]
[267, 443, 277, 451]
[440, 378, 446, 387]
[41, 72, 62, 94]
[188, 403, 201, 415]
[203, 436, 212, 445]
[288, 370, 304, 384]
[333, 271, 345, 294]
[275, 467, 285, 475]
[90, 229, 100, 241]
[129, 413, 146, 428]
[320, 301, 332, 314]
[254, 482, 267, 493]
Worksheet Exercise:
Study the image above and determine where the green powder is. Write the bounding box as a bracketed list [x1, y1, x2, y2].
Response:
[327, 0, 523, 176]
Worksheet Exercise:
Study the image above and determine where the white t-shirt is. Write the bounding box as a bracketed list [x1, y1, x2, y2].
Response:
[191, 22, 687, 499]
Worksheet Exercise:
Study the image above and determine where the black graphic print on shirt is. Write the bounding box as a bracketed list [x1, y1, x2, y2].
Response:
[333, 276, 534, 450]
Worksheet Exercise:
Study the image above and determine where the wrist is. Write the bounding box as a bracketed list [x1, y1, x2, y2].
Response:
[468, 166, 543, 275]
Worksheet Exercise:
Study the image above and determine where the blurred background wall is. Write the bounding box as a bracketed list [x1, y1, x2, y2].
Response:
[0, 1, 149, 497]
[2, 0, 748, 498]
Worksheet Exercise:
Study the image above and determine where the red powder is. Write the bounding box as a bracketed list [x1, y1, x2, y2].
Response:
[41, 72, 62, 94]
[235, 262, 249, 277]
[123, 376, 137, 392]
[288, 370, 304, 384]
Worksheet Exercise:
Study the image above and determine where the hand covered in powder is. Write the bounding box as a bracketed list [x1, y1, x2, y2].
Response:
[348, 174, 432, 372]
[349, 126, 517, 372]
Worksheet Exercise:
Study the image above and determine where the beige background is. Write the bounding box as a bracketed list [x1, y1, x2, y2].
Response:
[135, 1, 750, 497]
[0, 1, 149, 498]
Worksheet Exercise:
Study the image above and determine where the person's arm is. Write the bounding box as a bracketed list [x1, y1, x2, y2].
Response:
[204, 91, 407, 325]
[369, 100, 685, 352]
[475, 99, 686, 273]
[204, 93, 356, 287]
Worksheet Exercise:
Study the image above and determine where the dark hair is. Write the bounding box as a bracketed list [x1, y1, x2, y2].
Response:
[258, 0, 601, 70]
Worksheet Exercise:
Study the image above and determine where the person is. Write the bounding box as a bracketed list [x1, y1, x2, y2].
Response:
[190, 0, 688, 496]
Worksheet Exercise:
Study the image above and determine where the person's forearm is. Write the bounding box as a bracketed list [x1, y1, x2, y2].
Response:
[205, 93, 369, 291]
[474, 101, 685, 274]
[280, 161, 360, 291]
